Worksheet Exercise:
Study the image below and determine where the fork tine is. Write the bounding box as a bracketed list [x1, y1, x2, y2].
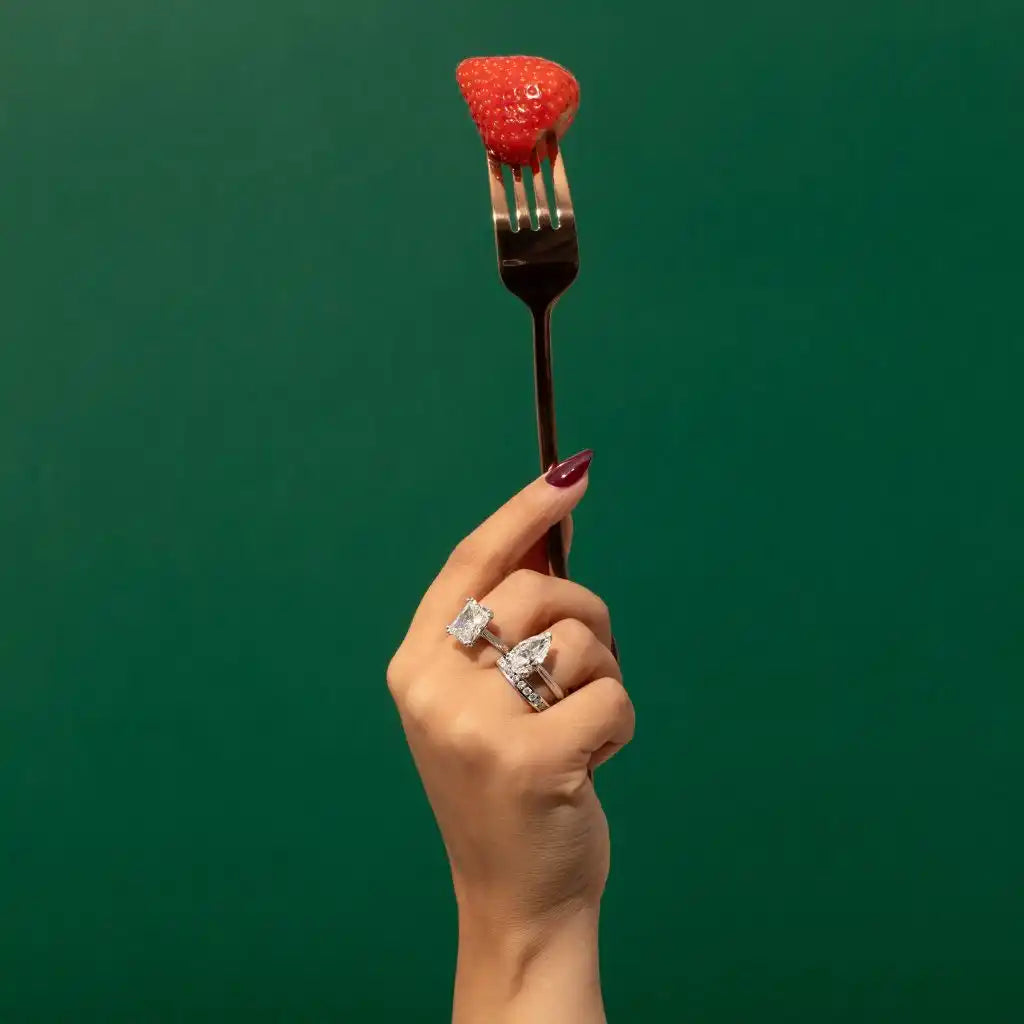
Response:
[511, 166, 532, 232]
[532, 139, 552, 229]
[487, 152, 510, 232]
[549, 134, 575, 229]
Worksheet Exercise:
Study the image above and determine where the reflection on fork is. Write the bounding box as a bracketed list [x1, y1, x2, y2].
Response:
[486, 132, 581, 580]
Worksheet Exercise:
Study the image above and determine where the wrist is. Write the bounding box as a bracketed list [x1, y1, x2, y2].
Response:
[453, 903, 605, 1024]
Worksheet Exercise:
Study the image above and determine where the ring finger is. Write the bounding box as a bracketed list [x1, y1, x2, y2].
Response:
[472, 568, 612, 667]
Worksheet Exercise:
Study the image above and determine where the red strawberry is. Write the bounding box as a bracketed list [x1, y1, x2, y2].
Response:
[456, 56, 580, 167]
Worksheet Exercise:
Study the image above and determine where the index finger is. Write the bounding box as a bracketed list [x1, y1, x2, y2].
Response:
[417, 450, 593, 626]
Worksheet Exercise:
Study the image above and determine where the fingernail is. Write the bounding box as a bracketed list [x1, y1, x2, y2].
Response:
[610, 634, 619, 662]
[545, 449, 593, 488]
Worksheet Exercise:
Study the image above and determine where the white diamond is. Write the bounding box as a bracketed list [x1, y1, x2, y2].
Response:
[504, 632, 552, 678]
[446, 598, 492, 646]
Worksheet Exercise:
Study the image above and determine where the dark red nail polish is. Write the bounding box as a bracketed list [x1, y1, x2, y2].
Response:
[545, 449, 593, 488]
[611, 634, 619, 662]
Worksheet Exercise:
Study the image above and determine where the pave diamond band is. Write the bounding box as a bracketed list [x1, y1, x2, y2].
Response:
[500, 631, 565, 703]
[497, 655, 550, 711]
[446, 599, 564, 711]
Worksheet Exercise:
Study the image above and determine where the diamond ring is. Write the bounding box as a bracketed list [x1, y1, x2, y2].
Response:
[446, 598, 565, 709]
[497, 632, 557, 711]
[446, 597, 510, 654]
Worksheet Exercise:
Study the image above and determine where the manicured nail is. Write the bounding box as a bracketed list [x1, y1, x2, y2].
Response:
[610, 634, 619, 662]
[545, 449, 593, 488]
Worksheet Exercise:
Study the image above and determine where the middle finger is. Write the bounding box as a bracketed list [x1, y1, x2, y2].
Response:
[473, 568, 613, 663]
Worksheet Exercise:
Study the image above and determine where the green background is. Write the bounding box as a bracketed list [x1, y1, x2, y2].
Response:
[2, 1, 1022, 1020]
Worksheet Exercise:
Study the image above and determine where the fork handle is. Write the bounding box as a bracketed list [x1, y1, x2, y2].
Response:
[532, 306, 569, 580]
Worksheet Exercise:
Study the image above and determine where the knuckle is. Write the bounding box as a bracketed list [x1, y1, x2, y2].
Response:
[506, 567, 547, 600]
[399, 681, 437, 725]
[445, 709, 489, 763]
[554, 616, 594, 650]
[618, 687, 636, 723]
[386, 649, 410, 696]
[447, 537, 482, 570]
[589, 594, 612, 631]
[607, 681, 636, 736]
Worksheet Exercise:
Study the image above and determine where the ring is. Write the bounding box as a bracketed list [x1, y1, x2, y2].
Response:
[446, 598, 565, 708]
[497, 632, 555, 712]
[446, 597, 509, 655]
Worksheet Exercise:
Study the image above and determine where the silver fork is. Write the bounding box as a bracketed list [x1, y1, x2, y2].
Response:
[486, 132, 580, 579]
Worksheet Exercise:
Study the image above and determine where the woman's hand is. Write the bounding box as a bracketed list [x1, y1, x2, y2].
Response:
[387, 452, 633, 1023]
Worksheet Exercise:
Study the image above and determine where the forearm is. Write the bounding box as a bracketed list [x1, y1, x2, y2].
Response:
[452, 905, 605, 1024]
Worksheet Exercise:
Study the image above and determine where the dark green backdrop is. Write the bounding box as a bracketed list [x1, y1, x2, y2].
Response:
[2, 1, 1021, 1020]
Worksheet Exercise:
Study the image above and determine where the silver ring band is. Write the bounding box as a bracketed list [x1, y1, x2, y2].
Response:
[534, 664, 564, 702]
[480, 628, 509, 654]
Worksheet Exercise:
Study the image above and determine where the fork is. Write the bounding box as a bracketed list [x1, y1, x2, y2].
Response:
[486, 132, 580, 579]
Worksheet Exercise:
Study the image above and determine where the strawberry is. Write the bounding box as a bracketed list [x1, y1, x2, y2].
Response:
[456, 56, 580, 167]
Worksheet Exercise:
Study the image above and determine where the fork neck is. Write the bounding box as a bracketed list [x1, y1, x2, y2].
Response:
[531, 303, 569, 580]
[530, 304, 557, 472]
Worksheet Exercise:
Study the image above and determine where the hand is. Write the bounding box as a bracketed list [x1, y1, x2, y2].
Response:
[387, 452, 634, 1023]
